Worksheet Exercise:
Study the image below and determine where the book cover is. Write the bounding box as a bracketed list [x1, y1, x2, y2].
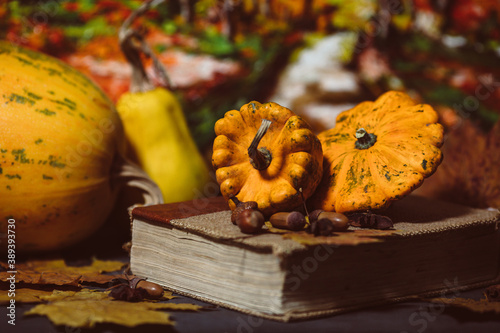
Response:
[130, 195, 500, 321]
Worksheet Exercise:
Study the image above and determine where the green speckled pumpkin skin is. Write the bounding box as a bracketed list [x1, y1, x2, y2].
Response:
[311, 91, 444, 213]
[212, 101, 323, 217]
[0, 41, 125, 252]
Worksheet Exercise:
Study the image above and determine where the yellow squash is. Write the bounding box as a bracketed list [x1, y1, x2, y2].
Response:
[116, 10, 212, 204]
[116, 88, 211, 203]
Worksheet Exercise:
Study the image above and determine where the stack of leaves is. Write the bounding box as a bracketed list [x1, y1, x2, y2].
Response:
[427, 283, 500, 316]
[0, 258, 204, 329]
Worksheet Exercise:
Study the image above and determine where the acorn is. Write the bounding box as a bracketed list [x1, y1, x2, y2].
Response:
[229, 195, 258, 225]
[235, 208, 265, 234]
[309, 209, 349, 231]
[310, 218, 335, 236]
[108, 277, 164, 301]
[347, 212, 394, 230]
[132, 278, 164, 299]
[269, 211, 306, 231]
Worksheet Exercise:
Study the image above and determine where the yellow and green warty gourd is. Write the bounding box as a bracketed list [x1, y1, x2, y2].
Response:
[212, 101, 323, 217]
[311, 91, 444, 213]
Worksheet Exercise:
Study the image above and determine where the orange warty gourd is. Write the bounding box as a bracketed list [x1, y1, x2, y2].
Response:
[311, 91, 444, 213]
[0, 41, 161, 252]
[212, 101, 323, 217]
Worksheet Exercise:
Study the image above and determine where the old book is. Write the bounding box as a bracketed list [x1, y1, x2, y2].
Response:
[130, 195, 500, 321]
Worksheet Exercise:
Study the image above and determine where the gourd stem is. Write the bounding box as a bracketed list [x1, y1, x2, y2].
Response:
[119, 31, 153, 93]
[119, 0, 172, 93]
[248, 119, 272, 170]
[229, 195, 242, 207]
[355, 128, 377, 150]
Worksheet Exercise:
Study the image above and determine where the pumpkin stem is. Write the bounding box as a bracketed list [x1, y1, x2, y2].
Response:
[248, 119, 272, 170]
[355, 128, 377, 150]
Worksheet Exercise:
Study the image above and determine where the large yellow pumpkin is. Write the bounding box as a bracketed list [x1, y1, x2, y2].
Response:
[0, 41, 128, 252]
[311, 91, 444, 213]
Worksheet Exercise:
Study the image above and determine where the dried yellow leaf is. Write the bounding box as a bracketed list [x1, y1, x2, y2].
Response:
[25, 300, 175, 328]
[24, 258, 125, 274]
[38, 289, 111, 302]
[24, 288, 202, 328]
[264, 221, 289, 234]
[39, 288, 175, 302]
[431, 297, 500, 314]
[283, 229, 397, 246]
[0, 270, 81, 286]
[0, 288, 53, 304]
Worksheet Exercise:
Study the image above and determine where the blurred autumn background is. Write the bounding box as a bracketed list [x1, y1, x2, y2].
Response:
[2, 0, 500, 210]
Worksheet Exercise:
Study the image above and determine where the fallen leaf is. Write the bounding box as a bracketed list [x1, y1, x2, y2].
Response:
[0, 258, 125, 286]
[41, 288, 175, 302]
[22, 258, 125, 274]
[0, 270, 81, 286]
[25, 300, 175, 328]
[25, 288, 203, 328]
[264, 221, 290, 234]
[38, 289, 112, 302]
[0, 288, 53, 304]
[283, 228, 398, 246]
[347, 212, 394, 230]
[430, 297, 500, 314]
[81, 273, 124, 285]
[485, 284, 500, 302]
